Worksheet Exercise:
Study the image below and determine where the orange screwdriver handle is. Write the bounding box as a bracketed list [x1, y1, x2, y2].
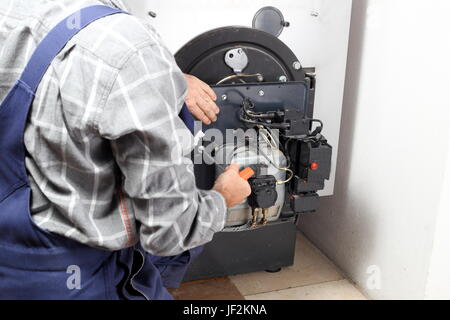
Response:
[239, 167, 255, 181]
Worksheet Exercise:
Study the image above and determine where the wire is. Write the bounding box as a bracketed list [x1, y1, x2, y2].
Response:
[226, 133, 294, 185]
[309, 119, 323, 136]
[239, 114, 290, 129]
[255, 146, 294, 185]
[226, 97, 326, 186]
[257, 128, 294, 185]
[239, 98, 290, 130]
[217, 75, 246, 85]
[258, 127, 280, 150]
[242, 99, 278, 120]
[239, 109, 289, 130]
[216, 73, 264, 85]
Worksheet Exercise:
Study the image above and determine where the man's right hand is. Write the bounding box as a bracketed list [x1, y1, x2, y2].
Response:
[213, 164, 252, 208]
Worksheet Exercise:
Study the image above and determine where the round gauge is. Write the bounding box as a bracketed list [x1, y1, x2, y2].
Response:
[252, 6, 290, 38]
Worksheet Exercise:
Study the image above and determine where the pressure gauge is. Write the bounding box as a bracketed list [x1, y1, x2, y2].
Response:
[252, 6, 290, 38]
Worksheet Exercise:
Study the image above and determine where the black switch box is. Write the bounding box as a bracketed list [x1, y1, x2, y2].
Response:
[248, 175, 278, 209]
[290, 193, 320, 213]
[290, 139, 332, 193]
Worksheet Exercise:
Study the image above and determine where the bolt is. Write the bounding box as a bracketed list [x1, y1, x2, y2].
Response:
[293, 61, 302, 70]
[221, 94, 228, 101]
[258, 90, 265, 97]
[279, 75, 287, 82]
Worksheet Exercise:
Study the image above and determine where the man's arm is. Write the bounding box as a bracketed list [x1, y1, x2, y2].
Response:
[99, 42, 250, 257]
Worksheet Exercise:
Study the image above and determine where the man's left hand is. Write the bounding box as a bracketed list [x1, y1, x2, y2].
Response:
[184, 74, 220, 125]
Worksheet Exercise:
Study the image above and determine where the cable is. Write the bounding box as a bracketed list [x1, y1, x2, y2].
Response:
[216, 73, 264, 85]
[226, 134, 294, 185]
[309, 119, 323, 136]
[239, 100, 289, 129]
[238, 96, 327, 142]
[239, 112, 289, 129]
[241, 98, 278, 120]
[257, 129, 294, 185]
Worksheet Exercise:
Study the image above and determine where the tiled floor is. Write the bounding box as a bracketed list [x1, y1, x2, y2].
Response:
[170, 277, 245, 300]
[172, 233, 367, 300]
[245, 280, 366, 300]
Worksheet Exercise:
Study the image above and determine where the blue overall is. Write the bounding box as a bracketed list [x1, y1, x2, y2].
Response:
[0, 5, 199, 300]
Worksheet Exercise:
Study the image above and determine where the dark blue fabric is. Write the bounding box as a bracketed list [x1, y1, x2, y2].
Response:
[149, 246, 204, 288]
[179, 103, 195, 133]
[0, 5, 197, 300]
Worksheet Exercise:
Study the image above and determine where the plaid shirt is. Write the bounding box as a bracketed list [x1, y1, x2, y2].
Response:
[0, 0, 226, 256]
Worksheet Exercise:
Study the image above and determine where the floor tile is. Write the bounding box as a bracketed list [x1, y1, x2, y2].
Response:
[170, 277, 245, 300]
[230, 233, 344, 296]
[245, 280, 367, 300]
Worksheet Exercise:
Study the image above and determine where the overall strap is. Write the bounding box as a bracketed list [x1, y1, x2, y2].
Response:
[20, 5, 125, 93]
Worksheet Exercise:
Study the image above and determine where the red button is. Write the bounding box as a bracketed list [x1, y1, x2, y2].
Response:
[310, 162, 319, 171]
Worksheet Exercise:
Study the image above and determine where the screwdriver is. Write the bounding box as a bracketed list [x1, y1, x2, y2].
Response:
[198, 146, 255, 181]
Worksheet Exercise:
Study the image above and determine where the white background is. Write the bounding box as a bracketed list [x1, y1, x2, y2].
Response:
[127, 0, 354, 196]
[299, 0, 450, 299]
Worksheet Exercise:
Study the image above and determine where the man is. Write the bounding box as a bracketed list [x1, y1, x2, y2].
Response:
[0, 0, 250, 299]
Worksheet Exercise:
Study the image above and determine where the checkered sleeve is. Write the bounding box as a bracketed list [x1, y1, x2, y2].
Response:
[98, 42, 227, 257]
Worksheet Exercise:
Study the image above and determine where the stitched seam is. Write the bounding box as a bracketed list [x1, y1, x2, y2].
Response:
[118, 189, 134, 247]
[0, 181, 27, 203]
[75, 39, 158, 71]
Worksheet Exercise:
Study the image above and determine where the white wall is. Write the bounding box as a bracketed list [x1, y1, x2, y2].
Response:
[425, 145, 450, 300]
[299, 0, 450, 299]
[126, 0, 353, 196]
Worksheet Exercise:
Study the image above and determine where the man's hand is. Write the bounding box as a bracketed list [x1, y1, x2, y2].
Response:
[184, 74, 220, 125]
[213, 164, 252, 208]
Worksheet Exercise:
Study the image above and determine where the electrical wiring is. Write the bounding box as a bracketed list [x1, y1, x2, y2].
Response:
[216, 73, 264, 85]
[223, 133, 294, 185]
[239, 99, 289, 129]
[239, 114, 289, 129]
[241, 98, 277, 120]
[309, 119, 323, 136]
[239, 97, 326, 142]
[218, 97, 327, 186]
[258, 126, 280, 150]
[257, 128, 294, 185]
